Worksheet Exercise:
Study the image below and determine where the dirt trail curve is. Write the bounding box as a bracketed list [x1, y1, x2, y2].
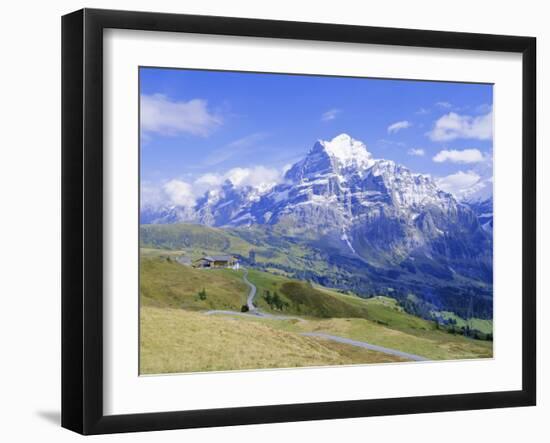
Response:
[205, 309, 303, 321]
[300, 332, 428, 361]
[243, 269, 257, 311]
[204, 268, 429, 362]
[205, 268, 303, 321]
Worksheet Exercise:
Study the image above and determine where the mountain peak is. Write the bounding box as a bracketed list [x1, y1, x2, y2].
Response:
[329, 133, 354, 143]
[318, 134, 374, 169]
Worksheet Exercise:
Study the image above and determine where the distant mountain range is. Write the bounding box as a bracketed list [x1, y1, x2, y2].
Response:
[141, 134, 493, 318]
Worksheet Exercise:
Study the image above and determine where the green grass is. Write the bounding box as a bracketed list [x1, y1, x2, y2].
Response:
[141, 258, 437, 331]
[242, 271, 493, 360]
[229, 225, 331, 272]
[246, 269, 366, 318]
[140, 251, 493, 372]
[140, 223, 254, 255]
[360, 296, 433, 330]
[140, 306, 406, 374]
[140, 247, 186, 258]
[247, 270, 437, 331]
[437, 311, 493, 335]
[278, 280, 372, 318]
[140, 255, 248, 311]
[233, 315, 492, 361]
[140, 223, 332, 272]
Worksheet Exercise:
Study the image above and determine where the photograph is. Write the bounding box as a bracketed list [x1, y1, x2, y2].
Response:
[138, 67, 494, 375]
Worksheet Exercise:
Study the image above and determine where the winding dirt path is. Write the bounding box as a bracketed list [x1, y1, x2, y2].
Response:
[204, 269, 428, 362]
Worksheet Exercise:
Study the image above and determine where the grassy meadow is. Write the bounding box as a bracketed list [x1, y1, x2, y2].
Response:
[140, 255, 248, 311]
[140, 249, 493, 375]
[140, 306, 407, 374]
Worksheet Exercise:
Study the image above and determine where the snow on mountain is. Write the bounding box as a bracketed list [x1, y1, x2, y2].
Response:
[240, 134, 459, 233]
[455, 175, 493, 204]
[194, 180, 262, 227]
[440, 148, 493, 205]
[319, 133, 375, 170]
[466, 196, 493, 234]
[452, 159, 493, 233]
[284, 134, 373, 181]
[140, 203, 195, 225]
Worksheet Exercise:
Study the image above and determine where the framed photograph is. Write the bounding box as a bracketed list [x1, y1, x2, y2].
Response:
[62, 8, 536, 435]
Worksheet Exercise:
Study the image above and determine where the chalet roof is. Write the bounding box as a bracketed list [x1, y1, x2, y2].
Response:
[203, 255, 235, 262]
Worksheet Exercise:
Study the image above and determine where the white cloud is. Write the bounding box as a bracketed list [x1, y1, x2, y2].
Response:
[387, 120, 412, 134]
[163, 179, 196, 207]
[433, 148, 484, 164]
[459, 176, 493, 202]
[224, 166, 283, 192]
[141, 93, 221, 137]
[436, 171, 481, 197]
[436, 101, 452, 108]
[157, 165, 286, 208]
[193, 165, 286, 196]
[436, 148, 493, 201]
[436, 170, 494, 201]
[408, 148, 425, 156]
[141, 182, 164, 207]
[321, 109, 341, 121]
[194, 173, 224, 188]
[416, 108, 430, 115]
[475, 103, 492, 114]
[190, 173, 224, 200]
[427, 111, 493, 141]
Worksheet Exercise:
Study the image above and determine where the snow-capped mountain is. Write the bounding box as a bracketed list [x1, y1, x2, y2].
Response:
[181, 134, 459, 227]
[194, 180, 265, 227]
[140, 203, 195, 225]
[263, 134, 457, 230]
[142, 134, 492, 285]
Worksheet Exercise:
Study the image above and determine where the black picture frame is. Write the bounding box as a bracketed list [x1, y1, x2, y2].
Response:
[62, 8, 536, 435]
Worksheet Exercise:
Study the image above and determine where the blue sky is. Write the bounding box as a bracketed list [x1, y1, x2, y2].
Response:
[140, 67, 493, 207]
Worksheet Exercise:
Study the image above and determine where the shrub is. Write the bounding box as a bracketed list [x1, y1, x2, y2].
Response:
[263, 290, 288, 311]
[197, 289, 207, 301]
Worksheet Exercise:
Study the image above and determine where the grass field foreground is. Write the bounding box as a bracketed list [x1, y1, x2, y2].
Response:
[140, 252, 492, 373]
[140, 306, 406, 374]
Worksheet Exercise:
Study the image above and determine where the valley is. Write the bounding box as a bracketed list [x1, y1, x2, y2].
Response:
[141, 221, 493, 321]
[140, 249, 492, 374]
